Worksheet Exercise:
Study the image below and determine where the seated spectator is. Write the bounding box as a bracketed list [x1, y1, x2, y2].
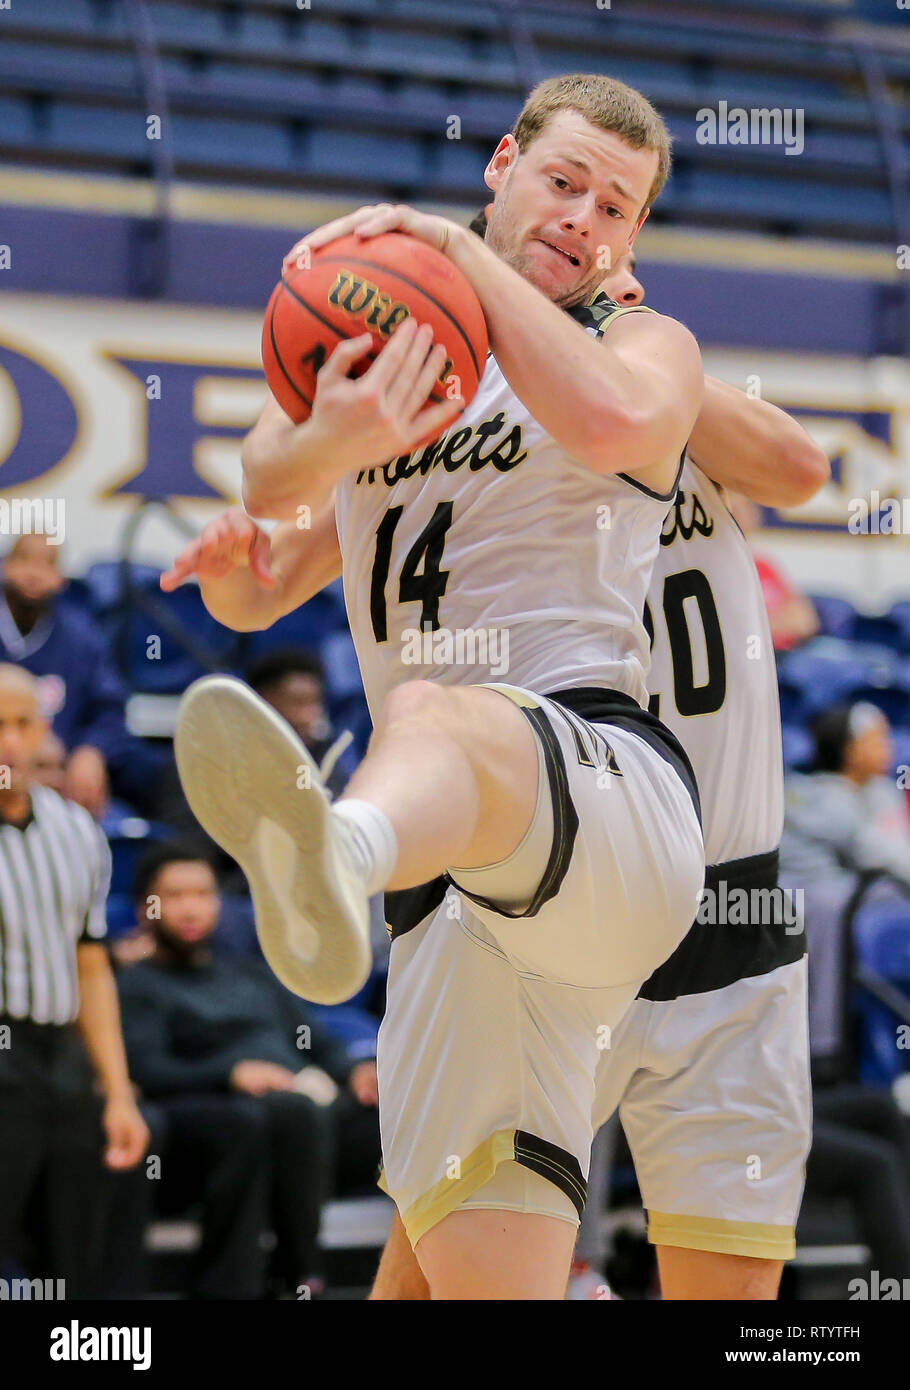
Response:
[0, 534, 158, 818]
[793, 875, 910, 1284]
[726, 494, 820, 651]
[781, 702, 910, 887]
[805, 1083, 910, 1285]
[244, 647, 356, 798]
[115, 841, 380, 1298]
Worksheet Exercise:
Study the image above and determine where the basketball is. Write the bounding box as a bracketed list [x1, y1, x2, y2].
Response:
[261, 231, 489, 429]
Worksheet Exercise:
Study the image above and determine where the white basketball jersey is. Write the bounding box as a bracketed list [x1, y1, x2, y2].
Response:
[644, 460, 784, 864]
[335, 298, 678, 722]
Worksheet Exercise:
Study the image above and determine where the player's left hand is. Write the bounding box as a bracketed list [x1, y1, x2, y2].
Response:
[282, 204, 461, 274]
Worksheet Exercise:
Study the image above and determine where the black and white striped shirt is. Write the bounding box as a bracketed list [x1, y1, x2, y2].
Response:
[0, 785, 111, 1025]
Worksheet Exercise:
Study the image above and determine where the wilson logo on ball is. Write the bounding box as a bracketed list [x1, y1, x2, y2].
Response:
[327, 272, 454, 383]
[328, 271, 410, 336]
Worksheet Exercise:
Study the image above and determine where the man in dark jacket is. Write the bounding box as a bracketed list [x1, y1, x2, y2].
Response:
[116, 841, 378, 1297]
[0, 534, 156, 817]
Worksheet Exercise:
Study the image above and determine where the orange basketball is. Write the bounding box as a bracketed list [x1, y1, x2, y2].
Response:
[261, 231, 488, 432]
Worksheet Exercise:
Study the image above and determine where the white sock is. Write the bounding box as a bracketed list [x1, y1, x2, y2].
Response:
[332, 799, 398, 895]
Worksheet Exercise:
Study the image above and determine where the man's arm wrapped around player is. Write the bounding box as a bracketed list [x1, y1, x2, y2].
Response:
[160, 500, 337, 631]
[689, 376, 830, 508]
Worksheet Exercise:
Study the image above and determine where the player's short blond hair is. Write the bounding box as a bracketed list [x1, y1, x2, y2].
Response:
[512, 73, 672, 212]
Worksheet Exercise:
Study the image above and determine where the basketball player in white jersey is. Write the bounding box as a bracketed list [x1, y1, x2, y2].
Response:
[169, 74, 710, 1300]
[587, 253, 823, 1300]
[356, 247, 829, 1299]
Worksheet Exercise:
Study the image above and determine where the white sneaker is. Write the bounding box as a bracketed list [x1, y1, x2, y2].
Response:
[174, 675, 371, 1004]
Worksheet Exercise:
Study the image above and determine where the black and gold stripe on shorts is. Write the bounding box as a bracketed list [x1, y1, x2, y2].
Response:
[379, 1127, 587, 1248]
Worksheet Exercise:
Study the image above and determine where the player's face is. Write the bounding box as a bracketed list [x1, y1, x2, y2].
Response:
[599, 252, 645, 306]
[483, 110, 656, 307]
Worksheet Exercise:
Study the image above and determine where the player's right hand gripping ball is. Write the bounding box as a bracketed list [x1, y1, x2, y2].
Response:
[261, 231, 488, 432]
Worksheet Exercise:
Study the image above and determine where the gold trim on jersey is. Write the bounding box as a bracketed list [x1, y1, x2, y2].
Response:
[647, 1208, 796, 1260]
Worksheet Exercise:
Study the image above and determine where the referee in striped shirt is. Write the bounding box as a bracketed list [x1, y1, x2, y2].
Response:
[0, 664, 148, 1297]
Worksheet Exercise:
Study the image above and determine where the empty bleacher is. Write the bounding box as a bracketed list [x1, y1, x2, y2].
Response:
[1, 0, 907, 242]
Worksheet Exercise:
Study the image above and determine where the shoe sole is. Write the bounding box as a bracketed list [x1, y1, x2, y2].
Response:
[174, 675, 370, 1004]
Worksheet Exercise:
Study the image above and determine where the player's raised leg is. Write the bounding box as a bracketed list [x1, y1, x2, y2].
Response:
[341, 679, 540, 888]
[175, 676, 542, 1003]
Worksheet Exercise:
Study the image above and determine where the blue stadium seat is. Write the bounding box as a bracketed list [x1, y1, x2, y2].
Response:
[0, 95, 38, 144]
[105, 891, 136, 938]
[323, 576, 347, 613]
[428, 139, 491, 194]
[801, 130, 884, 171]
[48, 102, 150, 160]
[294, 17, 354, 63]
[298, 127, 424, 186]
[851, 613, 905, 651]
[105, 818, 172, 897]
[707, 65, 852, 105]
[851, 897, 910, 1084]
[778, 648, 893, 717]
[172, 113, 291, 172]
[147, 2, 227, 46]
[165, 57, 326, 110]
[213, 894, 259, 957]
[888, 601, 910, 654]
[307, 1001, 379, 1058]
[685, 169, 891, 234]
[0, 39, 141, 96]
[231, 10, 295, 54]
[365, 25, 472, 67]
[83, 561, 162, 620]
[331, 694, 373, 758]
[776, 676, 808, 725]
[809, 594, 856, 640]
[121, 580, 242, 694]
[4, 0, 101, 36]
[242, 590, 346, 662]
[889, 727, 910, 776]
[781, 723, 814, 770]
[845, 682, 910, 727]
[320, 629, 363, 702]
